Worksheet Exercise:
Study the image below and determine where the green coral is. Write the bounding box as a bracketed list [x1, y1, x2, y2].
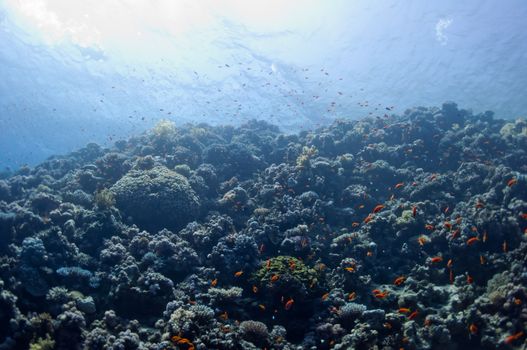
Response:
[94, 188, 115, 209]
[252, 256, 319, 298]
[29, 335, 55, 350]
[151, 119, 177, 140]
[396, 209, 415, 225]
[296, 146, 318, 168]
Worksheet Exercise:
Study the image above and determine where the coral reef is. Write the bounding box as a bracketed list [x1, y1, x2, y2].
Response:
[0, 105, 525, 349]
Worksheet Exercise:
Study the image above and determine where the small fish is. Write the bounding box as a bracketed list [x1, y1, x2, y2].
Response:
[348, 292, 356, 301]
[266, 259, 271, 269]
[234, 270, 243, 277]
[408, 310, 419, 320]
[412, 206, 417, 217]
[479, 255, 486, 265]
[258, 304, 266, 311]
[252, 285, 258, 293]
[366, 251, 374, 257]
[447, 259, 453, 268]
[430, 256, 443, 263]
[467, 274, 473, 284]
[393, 276, 406, 286]
[475, 202, 485, 209]
[363, 214, 374, 224]
[502, 240, 508, 252]
[469, 323, 478, 335]
[444, 221, 452, 230]
[394, 182, 405, 189]
[467, 237, 479, 246]
[507, 178, 518, 187]
[449, 269, 454, 284]
[425, 224, 435, 231]
[451, 229, 460, 239]
[344, 267, 355, 272]
[219, 311, 228, 320]
[513, 298, 522, 305]
[444, 206, 450, 214]
[373, 204, 385, 213]
[211, 278, 218, 287]
[418, 236, 428, 246]
[482, 230, 488, 242]
[321, 292, 330, 301]
[398, 307, 411, 313]
[504, 331, 524, 344]
[383, 322, 393, 329]
[258, 243, 265, 254]
[352, 222, 360, 227]
[284, 298, 294, 310]
[270, 274, 280, 283]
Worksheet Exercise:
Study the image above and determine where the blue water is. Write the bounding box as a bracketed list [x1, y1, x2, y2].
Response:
[1, 0, 526, 169]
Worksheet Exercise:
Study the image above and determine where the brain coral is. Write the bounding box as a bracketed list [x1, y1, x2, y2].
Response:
[111, 166, 200, 231]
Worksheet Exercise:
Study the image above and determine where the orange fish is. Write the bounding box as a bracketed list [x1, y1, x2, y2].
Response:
[234, 270, 243, 277]
[211, 278, 218, 287]
[372, 289, 382, 295]
[507, 178, 518, 187]
[366, 251, 373, 257]
[469, 323, 478, 335]
[479, 255, 486, 265]
[252, 285, 258, 293]
[171, 336, 195, 350]
[467, 237, 479, 246]
[408, 310, 419, 320]
[344, 267, 355, 272]
[412, 206, 417, 217]
[504, 331, 524, 344]
[270, 274, 280, 283]
[394, 182, 405, 189]
[364, 214, 374, 224]
[444, 206, 450, 214]
[219, 311, 228, 321]
[321, 292, 330, 301]
[393, 276, 406, 286]
[352, 222, 360, 227]
[398, 307, 411, 313]
[289, 259, 296, 270]
[503, 240, 508, 252]
[284, 298, 294, 310]
[444, 221, 452, 230]
[513, 298, 522, 305]
[430, 256, 443, 263]
[451, 229, 460, 239]
[447, 259, 453, 268]
[258, 304, 266, 311]
[373, 204, 385, 213]
[418, 236, 427, 246]
[266, 259, 271, 269]
[425, 224, 435, 231]
[475, 202, 485, 209]
[348, 292, 356, 301]
[467, 274, 473, 284]
[373, 290, 389, 299]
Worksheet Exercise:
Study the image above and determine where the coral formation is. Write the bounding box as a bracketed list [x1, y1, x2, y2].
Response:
[0, 104, 525, 349]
